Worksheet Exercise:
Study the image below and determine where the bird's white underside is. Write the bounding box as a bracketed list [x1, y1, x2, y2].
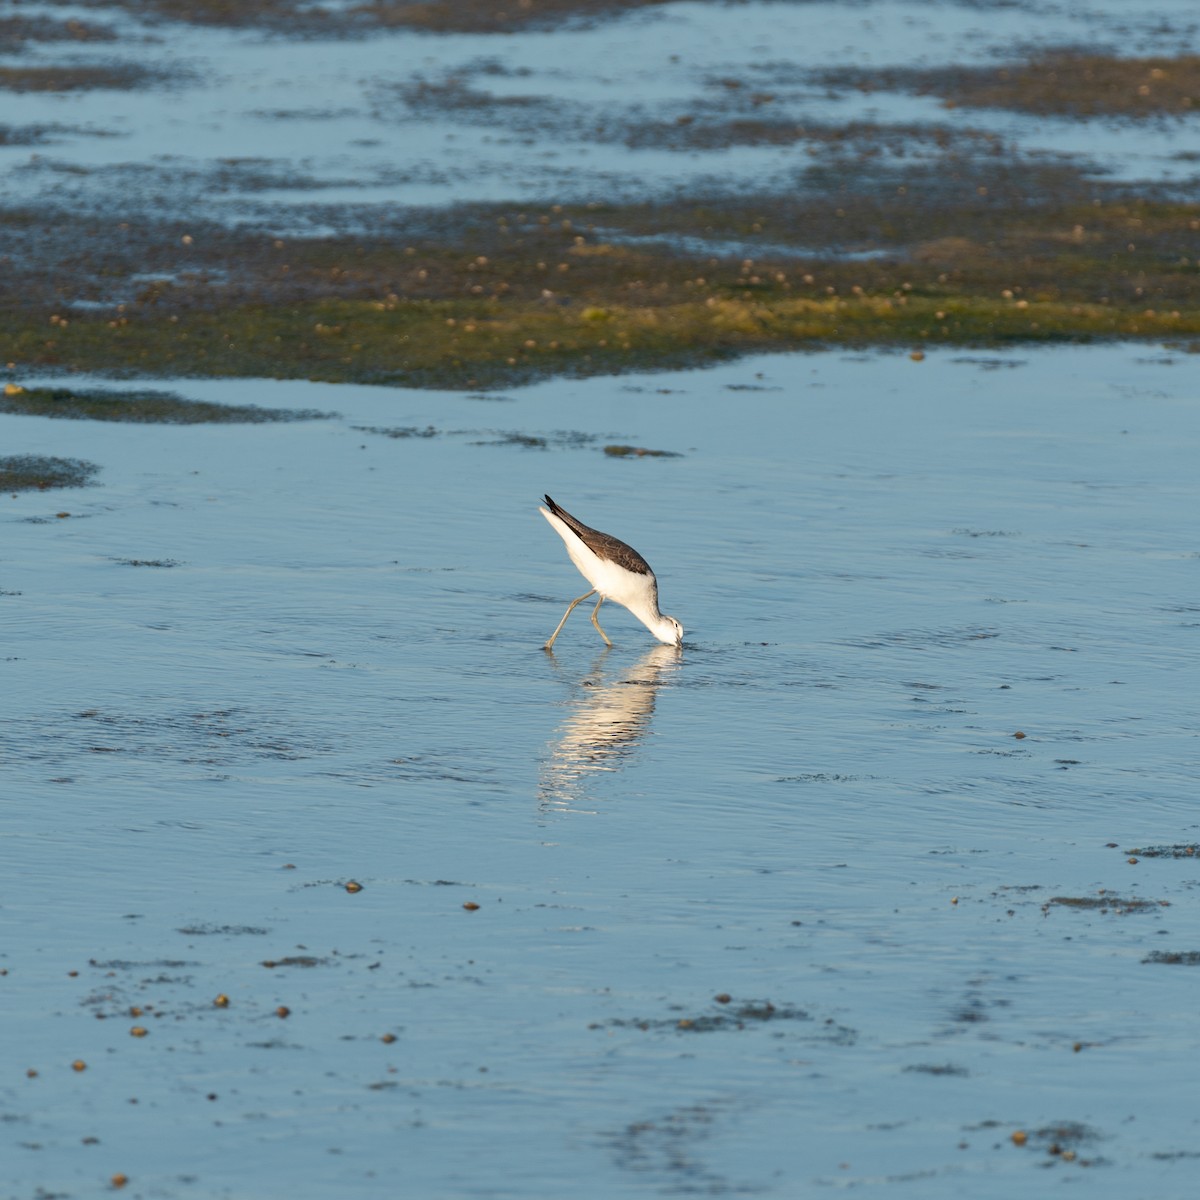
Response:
[540, 506, 678, 644]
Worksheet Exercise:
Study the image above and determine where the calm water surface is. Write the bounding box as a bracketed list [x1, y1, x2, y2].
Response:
[4, 344, 1200, 1197]
[4, 0, 1200, 216]
[5, 0, 1200, 1193]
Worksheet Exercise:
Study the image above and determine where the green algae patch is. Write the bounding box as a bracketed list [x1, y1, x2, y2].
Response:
[4, 190, 1200, 389]
[1, 454, 99, 491]
[0, 385, 333, 423]
[5, 290, 1199, 390]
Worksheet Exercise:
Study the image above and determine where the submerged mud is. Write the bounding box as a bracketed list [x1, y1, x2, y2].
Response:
[5, 3, 1200, 1195]
[0, 385, 332, 423]
[0, 15, 118, 51]
[817, 52, 1200, 120]
[0, 63, 180, 92]
[37, 0, 673, 35]
[0, 454, 100, 490]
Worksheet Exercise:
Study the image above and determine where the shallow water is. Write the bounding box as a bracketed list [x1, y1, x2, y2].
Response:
[4, 343, 1200, 1196]
[4, 0, 1200, 216]
[5, 1, 1200, 1193]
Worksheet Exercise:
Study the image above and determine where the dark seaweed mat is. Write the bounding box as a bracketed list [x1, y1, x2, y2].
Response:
[814, 52, 1200, 120]
[603, 444, 683, 457]
[49, 0, 667, 36]
[1126, 844, 1200, 858]
[904, 1063, 969, 1076]
[1, 386, 332, 424]
[0, 63, 175, 93]
[1, 454, 99, 490]
[1045, 894, 1161, 913]
[599, 999, 812, 1034]
[0, 16, 118, 53]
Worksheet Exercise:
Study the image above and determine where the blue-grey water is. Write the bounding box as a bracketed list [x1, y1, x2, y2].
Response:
[6, 0, 1200, 1194]
[4, 0, 1200, 220]
[5, 345, 1200, 1197]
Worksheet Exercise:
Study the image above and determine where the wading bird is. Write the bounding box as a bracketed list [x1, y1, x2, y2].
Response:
[539, 494, 683, 650]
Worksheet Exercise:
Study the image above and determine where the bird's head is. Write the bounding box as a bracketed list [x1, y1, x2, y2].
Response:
[658, 615, 684, 646]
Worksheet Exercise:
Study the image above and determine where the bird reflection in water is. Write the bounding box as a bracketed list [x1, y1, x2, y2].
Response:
[539, 643, 681, 814]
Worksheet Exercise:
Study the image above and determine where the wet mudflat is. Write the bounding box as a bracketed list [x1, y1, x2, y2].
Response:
[3, 0, 1200, 383]
[4, 344, 1200, 1197]
[4, 1, 1200, 1195]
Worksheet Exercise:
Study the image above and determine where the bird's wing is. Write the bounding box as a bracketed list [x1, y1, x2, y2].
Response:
[542, 494, 653, 576]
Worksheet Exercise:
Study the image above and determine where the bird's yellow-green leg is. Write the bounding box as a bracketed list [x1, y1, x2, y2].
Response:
[590, 595, 612, 647]
[544, 589, 597, 651]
